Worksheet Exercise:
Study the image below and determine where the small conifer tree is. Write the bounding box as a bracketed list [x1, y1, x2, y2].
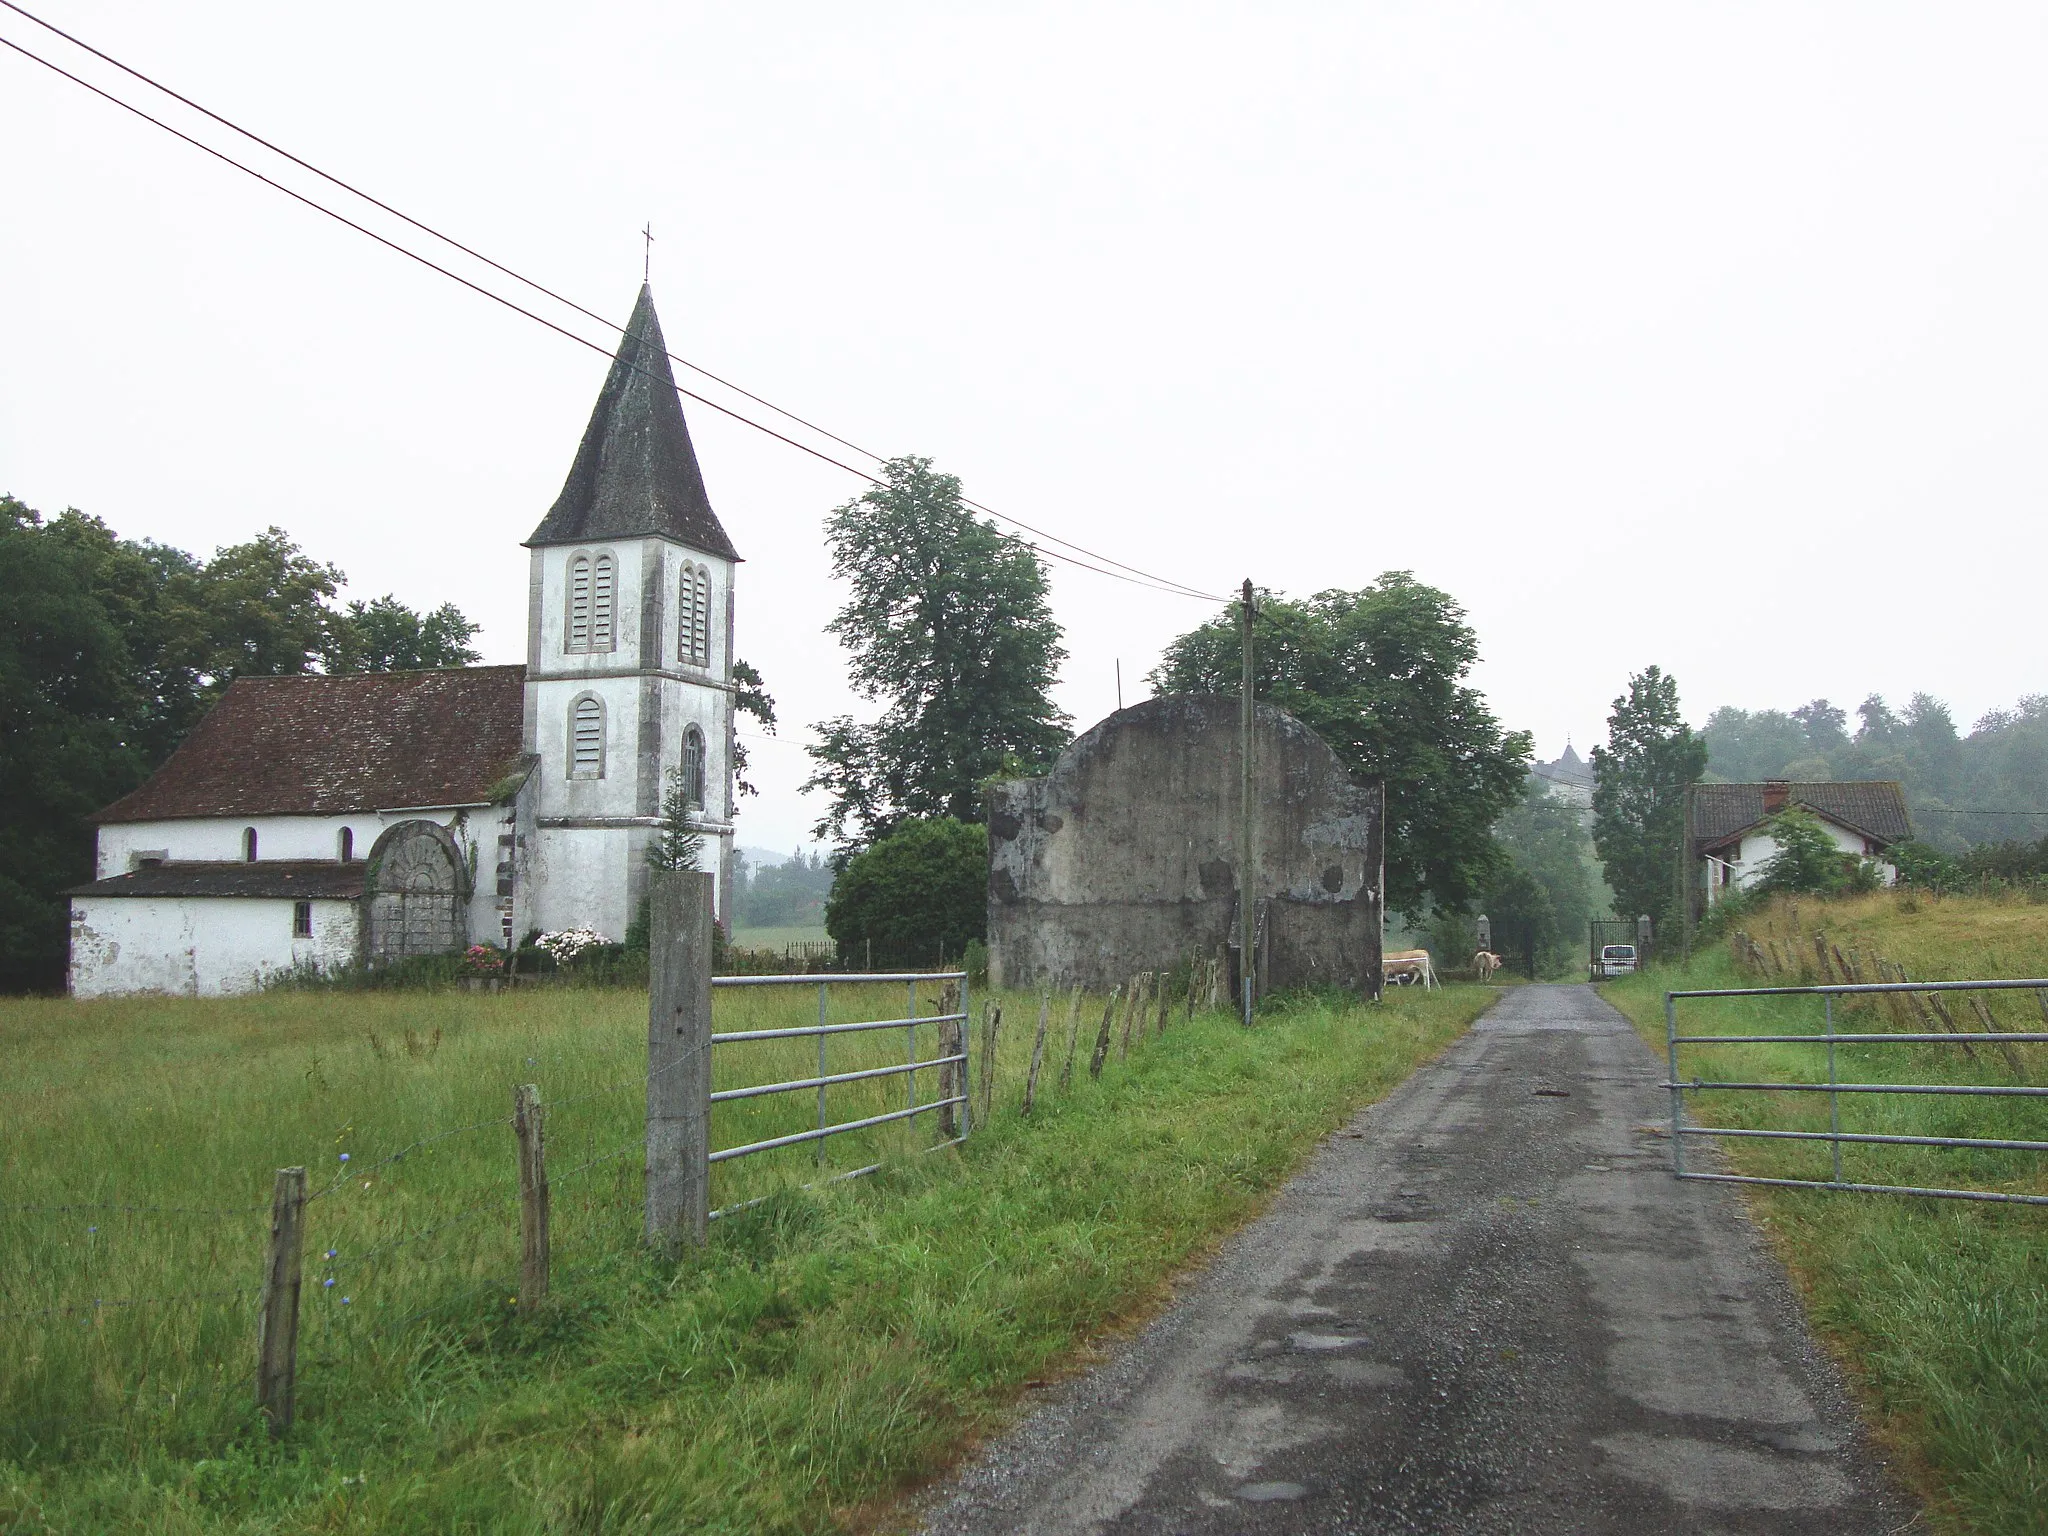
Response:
[646, 767, 704, 872]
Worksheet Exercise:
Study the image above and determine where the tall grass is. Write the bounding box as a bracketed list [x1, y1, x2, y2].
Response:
[0, 979, 1488, 1532]
[1607, 890, 2047, 1534]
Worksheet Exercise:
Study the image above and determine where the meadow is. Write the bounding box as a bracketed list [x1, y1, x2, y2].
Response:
[1605, 889, 2048, 1533]
[0, 976, 1489, 1533]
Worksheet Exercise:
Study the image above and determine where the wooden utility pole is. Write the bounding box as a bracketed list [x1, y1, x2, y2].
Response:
[1239, 578, 1257, 1026]
[513, 1084, 550, 1306]
[646, 869, 714, 1250]
[256, 1165, 306, 1436]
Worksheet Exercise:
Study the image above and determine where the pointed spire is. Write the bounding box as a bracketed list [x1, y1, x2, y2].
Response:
[526, 285, 739, 559]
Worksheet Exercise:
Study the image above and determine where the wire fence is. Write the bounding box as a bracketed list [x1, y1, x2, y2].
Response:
[2, 957, 1216, 1451]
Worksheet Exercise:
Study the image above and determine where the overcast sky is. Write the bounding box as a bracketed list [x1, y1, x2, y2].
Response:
[5, 2, 2046, 853]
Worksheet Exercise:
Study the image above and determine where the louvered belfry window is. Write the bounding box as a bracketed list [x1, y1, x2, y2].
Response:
[678, 565, 712, 667]
[692, 567, 712, 666]
[591, 554, 615, 651]
[570, 695, 605, 778]
[566, 552, 616, 654]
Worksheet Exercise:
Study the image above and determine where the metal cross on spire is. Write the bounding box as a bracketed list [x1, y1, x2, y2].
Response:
[642, 222, 654, 282]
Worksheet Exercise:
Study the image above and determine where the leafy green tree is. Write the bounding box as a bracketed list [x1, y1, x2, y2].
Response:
[1492, 780, 1597, 975]
[732, 659, 776, 800]
[823, 817, 986, 967]
[1591, 666, 1707, 933]
[805, 457, 1069, 850]
[1150, 574, 1532, 917]
[1752, 805, 1852, 896]
[0, 499, 148, 990]
[324, 596, 481, 673]
[646, 766, 706, 872]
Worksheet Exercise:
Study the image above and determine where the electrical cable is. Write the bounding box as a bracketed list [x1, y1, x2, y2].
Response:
[0, 5, 1226, 603]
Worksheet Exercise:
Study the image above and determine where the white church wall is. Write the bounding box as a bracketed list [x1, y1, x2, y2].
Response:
[70, 896, 359, 998]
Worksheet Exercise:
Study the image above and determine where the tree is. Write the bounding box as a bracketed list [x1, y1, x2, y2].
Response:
[324, 596, 481, 673]
[731, 659, 777, 800]
[0, 498, 146, 991]
[1590, 666, 1708, 933]
[646, 766, 705, 872]
[1752, 805, 1852, 896]
[805, 457, 1069, 851]
[823, 817, 986, 967]
[1493, 780, 1597, 975]
[1150, 574, 1531, 917]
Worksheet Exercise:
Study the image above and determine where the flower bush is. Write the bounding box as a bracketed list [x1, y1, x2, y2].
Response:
[536, 928, 613, 966]
[457, 944, 505, 977]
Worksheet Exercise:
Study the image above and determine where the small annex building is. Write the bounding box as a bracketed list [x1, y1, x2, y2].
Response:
[985, 696, 1385, 995]
[67, 284, 743, 997]
[1691, 779, 1911, 908]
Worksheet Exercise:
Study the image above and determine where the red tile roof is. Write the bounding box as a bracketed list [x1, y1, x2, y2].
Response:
[66, 861, 370, 899]
[1693, 781, 1911, 849]
[95, 666, 529, 823]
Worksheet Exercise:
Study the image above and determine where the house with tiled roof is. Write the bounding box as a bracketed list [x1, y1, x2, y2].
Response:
[67, 286, 741, 996]
[1691, 779, 1911, 907]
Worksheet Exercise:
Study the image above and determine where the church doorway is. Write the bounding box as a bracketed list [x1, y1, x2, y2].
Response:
[365, 820, 469, 961]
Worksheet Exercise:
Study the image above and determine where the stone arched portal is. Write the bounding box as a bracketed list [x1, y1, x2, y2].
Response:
[365, 820, 469, 961]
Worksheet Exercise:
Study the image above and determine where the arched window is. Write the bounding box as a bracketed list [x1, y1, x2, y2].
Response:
[676, 565, 697, 666]
[566, 554, 592, 652]
[683, 725, 706, 808]
[678, 565, 712, 667]
[243, 826, 259, 862]
[338, 827, 354, 862]
[592, 553, 615, 651]
[692, 567, 712, 666]
[565, 551, 616, 654]
[569, 695, 606, 779]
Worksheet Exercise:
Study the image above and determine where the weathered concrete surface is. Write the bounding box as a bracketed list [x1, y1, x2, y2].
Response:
[918, 985, 1912, 1534]
[987, 697, 1383, 994]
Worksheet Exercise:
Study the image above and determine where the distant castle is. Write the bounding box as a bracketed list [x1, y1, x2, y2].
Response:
[68, 286, 740, 996]
[1532, 741, 1594, 810]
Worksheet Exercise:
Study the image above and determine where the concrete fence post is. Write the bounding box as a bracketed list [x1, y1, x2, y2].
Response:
[646, 869, 713, 1250]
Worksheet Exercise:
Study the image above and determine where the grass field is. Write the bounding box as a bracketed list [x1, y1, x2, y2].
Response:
[1604, 889, 2048, 1533]
[0, 976, 1491, 1533]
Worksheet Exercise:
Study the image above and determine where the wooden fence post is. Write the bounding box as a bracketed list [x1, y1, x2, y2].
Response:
[979, 1003, 1002, 1122]
[1089, 987, 1120, 1080]
[1118, 974, 1144, 1060]
[256, 1165, 306, 1436]
[1058, 985, 1084, 1092]
[647, 869, 714, 1250]
[514, 1084, 550, 1306]
[1156, 970, 1172, 1036]
[1022, 991, 1050, 1116]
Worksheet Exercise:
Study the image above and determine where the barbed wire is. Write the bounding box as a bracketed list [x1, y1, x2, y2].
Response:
[0, 1198, 265, 1220]
[0, 1285, 251, 1322]
[312, 1198, 513, 1279]
[307, 1112, 517, 1202]
[549, 1138, 644, 1186]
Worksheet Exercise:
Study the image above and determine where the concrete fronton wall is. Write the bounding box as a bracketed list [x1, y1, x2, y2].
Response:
[987, 696, 1384, 994]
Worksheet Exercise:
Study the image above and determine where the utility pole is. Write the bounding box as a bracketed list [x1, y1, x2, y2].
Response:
[1239, 578, 1256, 1027]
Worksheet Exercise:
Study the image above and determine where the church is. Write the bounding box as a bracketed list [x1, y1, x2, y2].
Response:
[66, 287, 741, 997]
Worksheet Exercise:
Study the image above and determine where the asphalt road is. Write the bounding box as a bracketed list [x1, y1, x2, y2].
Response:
[918, 984, 1915, 1535]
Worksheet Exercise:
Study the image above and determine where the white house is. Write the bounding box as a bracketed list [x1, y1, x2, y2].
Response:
[67, 285, 741, 997]
[1692, 780, 1911, 907]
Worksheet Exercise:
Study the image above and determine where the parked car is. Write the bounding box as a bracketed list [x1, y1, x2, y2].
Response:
[1594, 943, 1638, 979]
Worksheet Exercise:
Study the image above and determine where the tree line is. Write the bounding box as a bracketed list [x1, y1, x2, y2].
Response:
[0, 496, 483, 992]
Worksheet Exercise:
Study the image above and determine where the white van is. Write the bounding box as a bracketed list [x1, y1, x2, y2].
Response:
[1596, 943, 1639, 978]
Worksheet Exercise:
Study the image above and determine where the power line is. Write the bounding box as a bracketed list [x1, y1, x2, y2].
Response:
[0, 3, 1226, 605]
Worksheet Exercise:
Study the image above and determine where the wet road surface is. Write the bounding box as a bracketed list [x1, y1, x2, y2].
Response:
[918, 984, 1913, 1534]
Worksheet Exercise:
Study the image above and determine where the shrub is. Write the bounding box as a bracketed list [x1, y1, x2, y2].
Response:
[824, 817, 986, 970]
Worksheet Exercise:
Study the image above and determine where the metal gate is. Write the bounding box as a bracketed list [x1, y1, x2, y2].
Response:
[1665, 978, 2048, 1206]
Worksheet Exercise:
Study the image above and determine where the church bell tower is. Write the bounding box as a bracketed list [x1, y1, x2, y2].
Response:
[521, 284, 739, 940]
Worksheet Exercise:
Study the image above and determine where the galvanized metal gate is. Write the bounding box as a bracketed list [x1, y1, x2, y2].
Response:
[1664, 978, 2048, 1206]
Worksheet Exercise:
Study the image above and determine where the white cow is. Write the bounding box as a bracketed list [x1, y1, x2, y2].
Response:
[1384, 948, 1437, 990]
[1473, 950, 1503, 982]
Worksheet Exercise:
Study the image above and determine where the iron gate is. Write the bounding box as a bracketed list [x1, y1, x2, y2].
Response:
[1665, 978, 2048, 1206]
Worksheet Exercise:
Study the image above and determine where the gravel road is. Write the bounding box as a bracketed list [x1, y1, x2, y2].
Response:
[917, 983, 1916, 1534]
